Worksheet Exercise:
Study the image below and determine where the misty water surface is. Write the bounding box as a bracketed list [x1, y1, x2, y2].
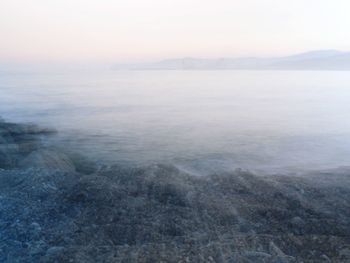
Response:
[1, 70, 350, 173]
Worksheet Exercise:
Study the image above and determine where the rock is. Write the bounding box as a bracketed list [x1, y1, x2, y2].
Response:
[269, 241, 295, 263]
[67, 152, 97, 174]
[0, 135, 6, 144]
[244, 251, 272, 262]
[1, 118, 350, 263]
[290, 216, 305, 227]
[20, 149, 76, 173]
[0, 120, 56, 169]
[320, 254, 331, 262]
[29, 222, 42, 238]
[0, 143, 19, 168]
[42, 246, 65, 262]
[340, 248, 350, 259]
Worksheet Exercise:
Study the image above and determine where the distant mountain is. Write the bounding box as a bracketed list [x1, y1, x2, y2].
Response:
[112, 50, 350, 70]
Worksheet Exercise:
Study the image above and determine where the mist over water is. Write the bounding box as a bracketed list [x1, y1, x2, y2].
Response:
[1, 70, 350, 174]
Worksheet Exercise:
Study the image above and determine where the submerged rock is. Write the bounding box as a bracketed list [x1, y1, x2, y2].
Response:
[0, 119, 349, 262]
[20, 149, 76, 173]
[0, 120, 56, 169]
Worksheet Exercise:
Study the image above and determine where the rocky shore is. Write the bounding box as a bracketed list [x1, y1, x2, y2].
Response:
[0, 119, 349, 262]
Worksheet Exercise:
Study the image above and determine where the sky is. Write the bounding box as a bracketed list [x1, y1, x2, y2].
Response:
[1, 0, 350, 63]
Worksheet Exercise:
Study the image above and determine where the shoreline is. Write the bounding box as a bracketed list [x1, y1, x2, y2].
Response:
[0, 118, 349, 262]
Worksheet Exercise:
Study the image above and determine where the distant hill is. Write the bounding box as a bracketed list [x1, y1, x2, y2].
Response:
[113, 50, 350, 70]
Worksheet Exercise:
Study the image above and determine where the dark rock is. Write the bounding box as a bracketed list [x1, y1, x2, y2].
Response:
[20, 149, 76, 173]
[244, 251, 272, 262]
[339, 248, 350, 259]
[41, 246, 65, 262]
[67, 153, 97, 174]
[290, 216, 305, 227]
[1, 119, 350, 262]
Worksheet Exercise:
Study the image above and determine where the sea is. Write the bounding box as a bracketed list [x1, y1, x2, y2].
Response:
[1, 69, 350, 174]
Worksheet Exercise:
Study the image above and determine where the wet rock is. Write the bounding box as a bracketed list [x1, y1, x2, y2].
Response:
[67, 152, 97, 174]
[41, 246, 65, 262]
[29, 222, 42, 239]
[320, 254, 332, 262]
[290, 216, 305, 227]
[0, 120, 56, 169]
[0, 143, 19, 168]
[269, 241, 295, 263]
[244, 251, 272, 262]
[1, 119, 350, 263]
[339, 248, 350, 259]
[20, 149, 76, 173]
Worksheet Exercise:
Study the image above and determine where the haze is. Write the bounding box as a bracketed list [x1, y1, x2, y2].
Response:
[1, 0, 350, 63]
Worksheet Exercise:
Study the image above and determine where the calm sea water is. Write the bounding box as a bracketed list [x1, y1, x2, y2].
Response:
[1, 70, 350, 173]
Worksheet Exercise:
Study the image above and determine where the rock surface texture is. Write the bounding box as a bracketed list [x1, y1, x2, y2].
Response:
[0, 120, 349, 262]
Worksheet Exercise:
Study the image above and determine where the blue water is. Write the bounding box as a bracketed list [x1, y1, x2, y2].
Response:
[1, 70, 350, 173]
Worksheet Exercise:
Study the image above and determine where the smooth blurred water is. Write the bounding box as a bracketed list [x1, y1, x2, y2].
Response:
[1, 70, 350, 173]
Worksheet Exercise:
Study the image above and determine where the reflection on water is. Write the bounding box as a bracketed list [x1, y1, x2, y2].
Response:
[1, 70, 350, 173]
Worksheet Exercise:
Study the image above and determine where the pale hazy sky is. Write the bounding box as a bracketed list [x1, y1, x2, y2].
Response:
[1, 0, 350, 63]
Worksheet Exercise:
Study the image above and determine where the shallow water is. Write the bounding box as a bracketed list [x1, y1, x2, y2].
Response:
[1, 70, 350, 173]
